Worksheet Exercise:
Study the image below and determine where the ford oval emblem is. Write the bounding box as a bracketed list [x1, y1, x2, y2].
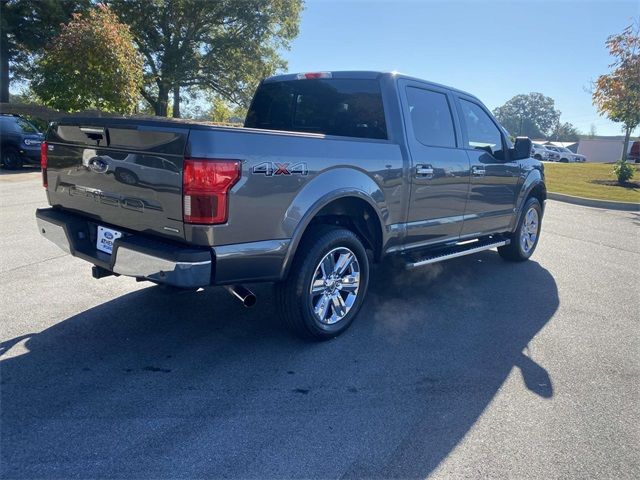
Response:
[104, 232, 114, 240]
[88, 157, 109, 174]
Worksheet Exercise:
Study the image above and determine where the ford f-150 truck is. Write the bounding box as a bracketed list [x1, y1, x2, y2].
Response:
[36, 71, 546, 340]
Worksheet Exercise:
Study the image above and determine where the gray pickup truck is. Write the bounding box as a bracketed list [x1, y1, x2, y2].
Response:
[36, 71, 546, 340]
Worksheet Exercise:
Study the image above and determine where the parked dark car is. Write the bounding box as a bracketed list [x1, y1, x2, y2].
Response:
[0, 114, 44, 169]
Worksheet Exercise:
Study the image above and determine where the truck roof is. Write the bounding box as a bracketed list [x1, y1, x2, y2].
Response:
[263, 70, 480, 101]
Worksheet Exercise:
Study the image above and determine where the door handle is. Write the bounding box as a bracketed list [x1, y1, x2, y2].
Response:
[471, 166, 486, 176]
[416, 165, 434, 176]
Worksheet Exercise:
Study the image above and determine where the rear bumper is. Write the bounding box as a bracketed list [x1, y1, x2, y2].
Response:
[35, 208, 291, 287]
[36, 208, 212, 288]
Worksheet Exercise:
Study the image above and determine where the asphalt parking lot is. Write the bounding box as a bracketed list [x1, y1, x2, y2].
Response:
[1, 169, 639, 479]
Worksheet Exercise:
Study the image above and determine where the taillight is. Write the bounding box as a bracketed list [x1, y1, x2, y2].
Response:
[182, 158, 241, 224]
[40, 141, 48, 188]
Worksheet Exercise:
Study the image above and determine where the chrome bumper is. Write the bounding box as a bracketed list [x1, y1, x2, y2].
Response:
[36, 208, 212, 288]
[111, 247, 210, 279]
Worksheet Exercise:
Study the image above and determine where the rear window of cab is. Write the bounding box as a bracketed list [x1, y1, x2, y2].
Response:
[245, 78, 387, 140]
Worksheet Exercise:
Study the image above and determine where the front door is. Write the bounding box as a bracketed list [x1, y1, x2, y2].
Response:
[455, 96, 521, 237]
[400, 80, 470, 249]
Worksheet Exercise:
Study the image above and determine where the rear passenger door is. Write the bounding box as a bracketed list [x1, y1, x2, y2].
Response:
[455, 95, 521, 237]
[399, 80, 471, 248]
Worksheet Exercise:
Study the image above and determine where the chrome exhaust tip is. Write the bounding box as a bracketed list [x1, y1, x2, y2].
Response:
[224, 285, 257, 308]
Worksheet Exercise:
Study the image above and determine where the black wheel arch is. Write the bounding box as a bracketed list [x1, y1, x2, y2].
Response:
[1, 140, 20, 153]
[510, 173, 546, 233]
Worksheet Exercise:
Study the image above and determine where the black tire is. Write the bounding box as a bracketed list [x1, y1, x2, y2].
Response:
[498, 197, 542, 262]
[275, 225, 370, 341]
[115, 168, 138, 185]
[1, 147, 23, 170]
[534, 154, 542, 160]
[560, 158, 569, 163]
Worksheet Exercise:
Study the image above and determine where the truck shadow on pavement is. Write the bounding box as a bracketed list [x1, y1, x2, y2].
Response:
[1, 251, 558, 479]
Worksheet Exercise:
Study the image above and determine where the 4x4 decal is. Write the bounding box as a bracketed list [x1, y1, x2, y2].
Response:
[252, 161, 308, 176]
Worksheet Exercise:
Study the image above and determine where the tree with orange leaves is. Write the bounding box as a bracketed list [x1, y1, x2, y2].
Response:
[32, 4, 143, 114]
[592, 20, 640, 163]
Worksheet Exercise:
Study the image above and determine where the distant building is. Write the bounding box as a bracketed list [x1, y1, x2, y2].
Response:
[577, 136, 638, 163]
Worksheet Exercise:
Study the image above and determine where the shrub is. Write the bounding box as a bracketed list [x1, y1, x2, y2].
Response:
[612, 159, 635, 184]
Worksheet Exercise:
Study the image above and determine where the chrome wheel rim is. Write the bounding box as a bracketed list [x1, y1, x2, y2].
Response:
[310, 247, 360, 325]
[520, 207, 539, 254]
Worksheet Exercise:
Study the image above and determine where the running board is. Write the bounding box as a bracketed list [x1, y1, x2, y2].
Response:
[405, 238, 510, 269]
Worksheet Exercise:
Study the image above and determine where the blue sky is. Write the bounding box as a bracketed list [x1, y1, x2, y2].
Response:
[285, 0, 640, 136]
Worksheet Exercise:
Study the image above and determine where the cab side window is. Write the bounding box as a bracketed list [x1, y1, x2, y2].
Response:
[406, 87, 456, 148]
[459, 99, 504, 160]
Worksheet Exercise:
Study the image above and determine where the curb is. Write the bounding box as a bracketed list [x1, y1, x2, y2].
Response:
[548, 192, 640, 212]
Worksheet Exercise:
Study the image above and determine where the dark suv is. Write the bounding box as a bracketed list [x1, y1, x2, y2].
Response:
[0, 114, 44, 169]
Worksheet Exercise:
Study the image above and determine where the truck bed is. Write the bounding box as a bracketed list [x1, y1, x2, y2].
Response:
[45, 117, 403, 247]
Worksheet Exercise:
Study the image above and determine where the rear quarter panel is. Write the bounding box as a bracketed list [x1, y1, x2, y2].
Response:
[186, 126, 406, 248]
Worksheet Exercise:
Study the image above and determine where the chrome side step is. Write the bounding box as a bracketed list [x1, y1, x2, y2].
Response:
[405, 239, 510, 269]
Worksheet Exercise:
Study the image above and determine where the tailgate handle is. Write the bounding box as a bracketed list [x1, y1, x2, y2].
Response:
[80, 126, 109, 144]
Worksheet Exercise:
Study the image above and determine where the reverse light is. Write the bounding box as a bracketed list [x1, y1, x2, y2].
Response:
[296, 72, 332, 80]
[183, 158, 241, 224]
[40, 141, 48, 188]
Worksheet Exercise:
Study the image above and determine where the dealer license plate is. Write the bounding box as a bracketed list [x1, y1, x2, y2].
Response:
[96, 226, 123, 255]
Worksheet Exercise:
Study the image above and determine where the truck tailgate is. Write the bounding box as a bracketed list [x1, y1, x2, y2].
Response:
[45, 118, 189, 242]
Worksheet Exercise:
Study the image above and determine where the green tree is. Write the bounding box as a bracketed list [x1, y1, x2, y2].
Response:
[231, 104, 248, 123]
[0, 0, 90, 102]
[207, 95, 246, 123]
[32, 5, 143, 113]
[108, 0, 303, 117]
[550, 121, 580, 142]
[493, 93, 561, 139]
[210, 98, 233, 123]
[593, 20, 640, 162]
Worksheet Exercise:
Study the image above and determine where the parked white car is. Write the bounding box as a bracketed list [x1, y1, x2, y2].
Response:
[532, 144, 553, 161]
[532, 144, 560, 161]
[531, 144, 547, 160]
[545, 146, 586, 163]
